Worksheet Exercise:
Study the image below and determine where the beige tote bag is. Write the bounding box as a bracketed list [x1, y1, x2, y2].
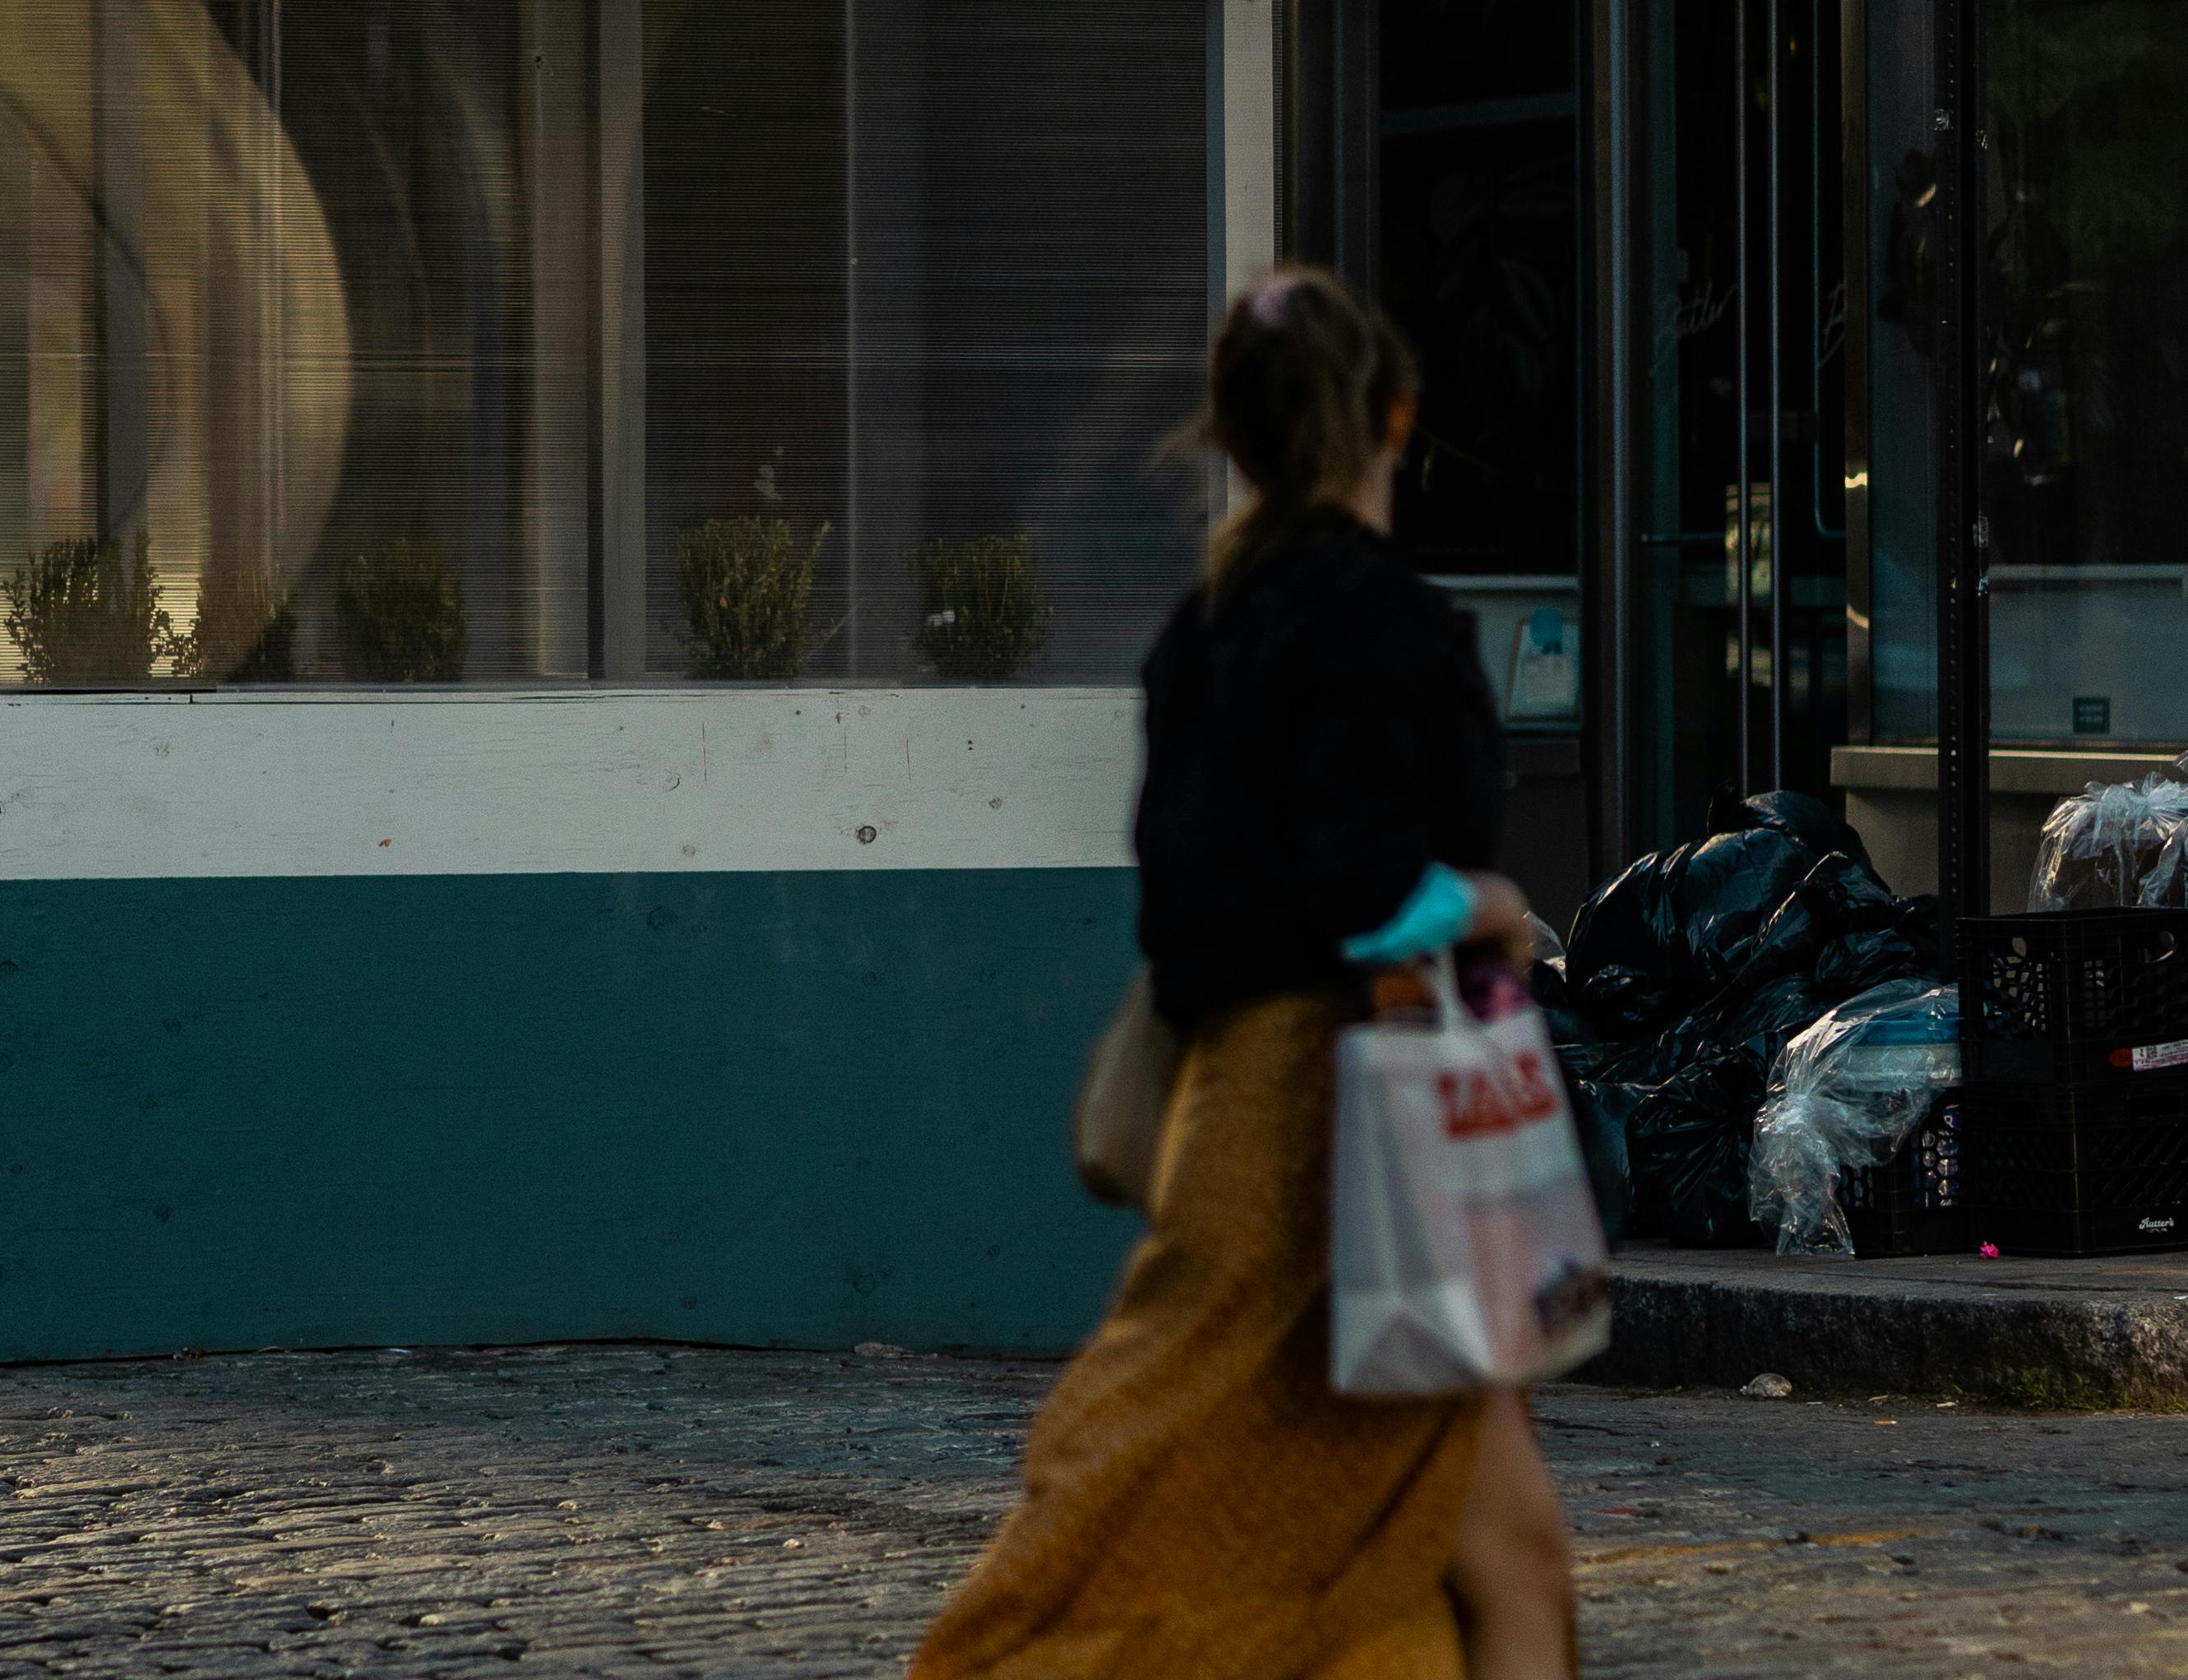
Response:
[1071, 967, 1183, 1211]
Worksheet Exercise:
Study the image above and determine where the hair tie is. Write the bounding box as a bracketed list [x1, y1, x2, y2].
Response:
[1248, 273, 1302, 328]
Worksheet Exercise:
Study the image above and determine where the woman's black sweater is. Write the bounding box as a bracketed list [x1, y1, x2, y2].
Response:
[1135, 514, 1509, 1026]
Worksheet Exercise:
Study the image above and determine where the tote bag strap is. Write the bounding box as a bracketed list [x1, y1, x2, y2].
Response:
[1423, 947, 1468, 1033]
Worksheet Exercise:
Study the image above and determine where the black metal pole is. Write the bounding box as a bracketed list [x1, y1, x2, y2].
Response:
[1934, 0, 1990, 961]
[1768, 0, 1785, 791]
[1736, 0, 1753, 798]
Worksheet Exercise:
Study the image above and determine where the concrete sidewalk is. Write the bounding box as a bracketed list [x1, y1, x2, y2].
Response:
[1597, 1242, 2188, 1406]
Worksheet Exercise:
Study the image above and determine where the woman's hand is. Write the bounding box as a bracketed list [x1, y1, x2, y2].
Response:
[1464, 872, 1536, 976]
[1352, 868, 1538, 1016]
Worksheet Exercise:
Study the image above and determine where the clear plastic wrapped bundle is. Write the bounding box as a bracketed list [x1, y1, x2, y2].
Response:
[1526, 911, 1567, 963]
[2029, 766, 2188, 911]
[2140, 794, 2188, 909]
[1748, 979, 1960, 1256]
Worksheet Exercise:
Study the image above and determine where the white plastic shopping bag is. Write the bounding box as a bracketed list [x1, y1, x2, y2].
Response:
[1331, 954, 1612, 1395]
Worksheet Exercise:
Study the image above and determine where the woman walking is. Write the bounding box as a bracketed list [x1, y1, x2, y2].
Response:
[910, 268, 1578, 1680]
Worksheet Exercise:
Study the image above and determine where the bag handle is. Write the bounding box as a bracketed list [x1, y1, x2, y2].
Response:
[1422, 947, 1469, 1032]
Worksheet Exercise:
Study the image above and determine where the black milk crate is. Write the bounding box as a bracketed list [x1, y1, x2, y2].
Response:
[1960, 909, 2188, 1083]
[1963, 1035, 2188, 1085]
[1962, 1080, 2188, 1257]
[1843, 1095, 1968, 1257]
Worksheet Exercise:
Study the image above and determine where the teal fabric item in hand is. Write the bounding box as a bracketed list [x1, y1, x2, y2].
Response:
[1340, 863, 1479, 965]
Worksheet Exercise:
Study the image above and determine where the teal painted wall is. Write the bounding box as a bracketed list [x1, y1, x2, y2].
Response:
[0, 870, 1143, 1362]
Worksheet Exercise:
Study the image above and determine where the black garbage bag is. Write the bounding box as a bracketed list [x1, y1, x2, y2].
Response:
[1626, 1046, 1772, 1247]
[1541, 1001, 1594, 1048]
[1567, 1076, 1635, 1246]
[1561, 798, 1944, 1251]
[1707, 785, 1876, 877]
[1728, 851, 1941, 1000]
[1561, 854, 1686, 1034]
[1531, 952, 1571, 1011]
[1564, 829, 1822, 1032]
[1570, 961, 1683, 1040]
[1711, 971, 1830, 1070]
[1557, 1027, 1668, 1089]
[1623, 976, 1802, 1095]
[1666, 831, 1826, 995]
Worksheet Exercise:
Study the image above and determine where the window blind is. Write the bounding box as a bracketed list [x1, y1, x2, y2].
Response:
[0, 0, 1213, 687]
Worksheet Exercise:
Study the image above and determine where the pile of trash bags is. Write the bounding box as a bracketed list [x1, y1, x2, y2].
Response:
[2029, 760, 2188, 910]
[1746, 980, 1961, 1255]
[1539, 791, 1941, 1247]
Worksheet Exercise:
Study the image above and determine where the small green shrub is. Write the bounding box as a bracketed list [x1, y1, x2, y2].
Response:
[334, 538, 468, 683]
[909, 535, 1053, 682]
[678, 516, 829, 681]
[175, 556, 296, 683]
[225, 603, 298, 684]
[2, 533, 187, 684]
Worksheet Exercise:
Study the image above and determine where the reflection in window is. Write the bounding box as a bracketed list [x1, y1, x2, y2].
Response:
[1862, 0, 1940, 741]
[1865, 0, 2188, 744]
[1379, 0, 1579, 577]
[0, 0, 1210, 687]
[1987, 0, 2188, 573]
[1982, 0, 2188, 743]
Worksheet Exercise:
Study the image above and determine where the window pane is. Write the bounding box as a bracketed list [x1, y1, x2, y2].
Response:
[1379, 2, 1580, 579]
[0, 0, 1211, 688]
[643, 1, 1210, 685]
[1982, 0, 2188, 744]
[1862, 0, 1940, 742]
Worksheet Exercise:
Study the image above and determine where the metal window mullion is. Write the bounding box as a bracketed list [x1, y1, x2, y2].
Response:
[1768, 0, 1784, 789]
[1842, 0, 1873, 745]
[598, 0, 647, 681]
[844, 0, 860, 674]
[1735, 0, 1753, 798]
[1934, 0, 1990, 950]
[1605, 0, 1632, 862]
[258, 0, 284, 592]
[1223, 0, 1279, 519]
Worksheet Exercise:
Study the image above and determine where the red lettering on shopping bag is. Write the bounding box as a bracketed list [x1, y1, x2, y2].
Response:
[1506, 1050, 1563, 1121]
[1437, 1054, 1561, 1141]
[1437, 1069, 1516, 1138]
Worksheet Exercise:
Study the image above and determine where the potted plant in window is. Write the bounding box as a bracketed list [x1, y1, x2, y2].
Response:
[676, 514, 830, 681]
[175, 554, 297, 684]
[334, 537, 469, 683]
[2, 533, 189, 684]
[909, 534, 1054, 682]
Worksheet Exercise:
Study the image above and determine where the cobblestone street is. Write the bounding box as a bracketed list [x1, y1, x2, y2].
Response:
[5, 1346, 2188, 1677]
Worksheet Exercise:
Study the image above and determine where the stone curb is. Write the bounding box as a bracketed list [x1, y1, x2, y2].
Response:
[1581, 1244, 2188, 1407]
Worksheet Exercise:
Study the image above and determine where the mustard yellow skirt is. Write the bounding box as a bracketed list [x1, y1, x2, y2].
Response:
[910, 993, 1483, 1680]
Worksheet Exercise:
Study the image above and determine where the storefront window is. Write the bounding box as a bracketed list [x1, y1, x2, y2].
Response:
[1982, 0, 2188, 744]
[1613, 0, 1848, 844]
[1862, 0, 2188, 747]
[1380, 0, 1584, 738]
[0, 0, 1210, 688]
[1859, 0, 1940, 742]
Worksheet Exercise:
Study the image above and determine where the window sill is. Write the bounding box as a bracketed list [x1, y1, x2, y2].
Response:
[3, 683, 1140, 706]
[1831, 743, 2182, 798]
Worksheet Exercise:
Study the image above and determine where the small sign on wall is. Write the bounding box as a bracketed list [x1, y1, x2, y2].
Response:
[2074, 696, 2112, 736]
[1507, 609, 1580, 723]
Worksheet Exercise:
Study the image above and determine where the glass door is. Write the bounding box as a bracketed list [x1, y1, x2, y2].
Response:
[1378, 0, 1594, 920]
[1860, 0, 2188, 916]
[1613, 0, 1851, 855]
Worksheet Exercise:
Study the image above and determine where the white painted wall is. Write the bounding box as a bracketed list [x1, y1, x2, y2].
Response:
[0, 687, 1142, 880]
